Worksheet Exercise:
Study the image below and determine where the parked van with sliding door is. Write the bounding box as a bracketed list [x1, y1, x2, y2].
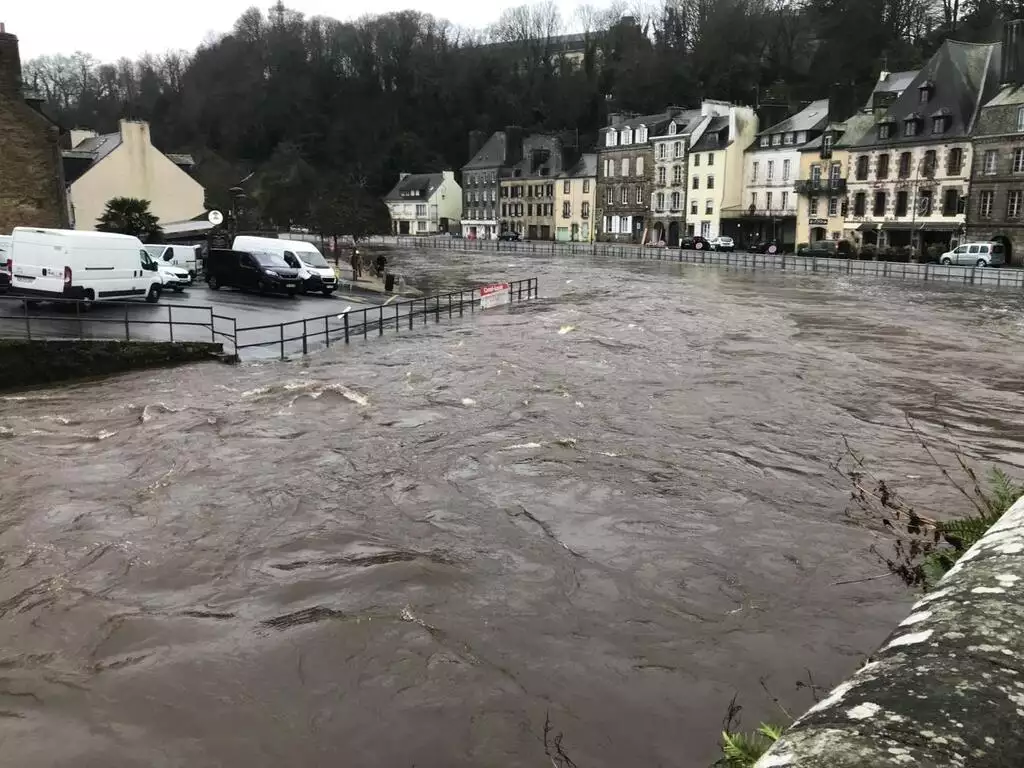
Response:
[0, 235, 11, 292]
[232, 236, 338, 295]
[9, 228, 163, 306]
[144, 244, 201, 277]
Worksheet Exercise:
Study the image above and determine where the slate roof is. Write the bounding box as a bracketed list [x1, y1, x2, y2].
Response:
[981, 83, 1024, 107]
[463, 131, 507, 170]
[384, 173, 444, 202]
[165, 153, 196, 167]
[876, 70, 919, 95]
[651, 109, 705, 139]
[689, 116, 732, 152]
[851, 40, 1001, 148]
[600, 111, 676, 135]
[758, 99, 830, 136]
[561, 153, 597, 178]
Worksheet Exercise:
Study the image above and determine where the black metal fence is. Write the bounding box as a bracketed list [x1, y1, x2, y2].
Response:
[0, 294, 225, 344]
[232, 277, 538, 359]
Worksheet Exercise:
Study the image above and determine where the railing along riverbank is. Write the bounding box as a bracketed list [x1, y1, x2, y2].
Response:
[753, 493, 1024, 767]
[378, 236, 1024, 289]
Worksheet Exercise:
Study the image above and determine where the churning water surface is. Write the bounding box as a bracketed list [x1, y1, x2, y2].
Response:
[2, 248, 1024, 767]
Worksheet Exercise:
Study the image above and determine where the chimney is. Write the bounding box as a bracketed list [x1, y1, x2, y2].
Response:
[504, 125, 524, 166]
[0, 23, 22, 99]
[1002, 19, 1024, 86]
[467, 130, 486, 163]
[399, 172, 410, 181]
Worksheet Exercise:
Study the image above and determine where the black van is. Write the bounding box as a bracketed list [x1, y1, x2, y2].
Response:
[206, 249, 302, 296]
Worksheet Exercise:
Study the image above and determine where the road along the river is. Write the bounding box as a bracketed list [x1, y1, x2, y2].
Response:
[1, 248, 1023, 767]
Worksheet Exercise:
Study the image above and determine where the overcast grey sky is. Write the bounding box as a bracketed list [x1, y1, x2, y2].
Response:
[8, 0, 615, 61]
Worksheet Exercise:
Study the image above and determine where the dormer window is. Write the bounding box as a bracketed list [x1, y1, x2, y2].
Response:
[931, 108, 951, 135]
[759, 136, 769, 147]
[783, 133, 794, 145]
[918, 80, 934, 104]
[878, 116, 895, 140]
[771, 134, 782, 146]
[668, 122, 677, 136]
[621, 128, 633, 145]
[636, 125, 648, 143]
[822, 133, 835, 158]
[904, 113, 922, 137]
[605, 131, 617, 147]
[1017, 106, 1024, 132]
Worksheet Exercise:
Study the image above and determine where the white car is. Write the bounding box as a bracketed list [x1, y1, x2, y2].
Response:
[157, 262, 193, 292]
[939, 242, 1006, 267]
[710, 236, 735, 252]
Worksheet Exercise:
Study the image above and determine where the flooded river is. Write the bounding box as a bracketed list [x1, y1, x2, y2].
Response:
[2, 248, 1024, 767]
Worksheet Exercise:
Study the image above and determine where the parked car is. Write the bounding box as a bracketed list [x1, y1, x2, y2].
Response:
[939, 242, 1006, 267]
[233, 236, 339, 295]
[8, 227, 162, 306]
[748, 239, 783, 254]
[157, 261, 193, 292]
[798, 240, 854, 258]
[0, 234, 11, 292]
[710, 236, 735, 252]
[145, 244, 202, 277]
[680, 235, 710, 250]
[206, 248, 301, 296]
[498, 231, 521, 241]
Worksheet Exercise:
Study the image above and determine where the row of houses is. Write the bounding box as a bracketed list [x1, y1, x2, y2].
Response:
[387, 20, 1024, 265]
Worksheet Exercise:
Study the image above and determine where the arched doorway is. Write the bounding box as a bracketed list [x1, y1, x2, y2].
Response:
[993, 234, 1014, 266]
[668, 221, 680, 247]
[651, 223, 665, 244]
[810, 226, 826, 242]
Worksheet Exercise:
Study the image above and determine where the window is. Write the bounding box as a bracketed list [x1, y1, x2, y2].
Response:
[604, 159, 612, 177]
[416, 204, 427, 216]
[919, 85, 931, 104]
[692, 176, 699, 190]
[854, 192, 867, 216]
[923, 150, 937, 177]
[674, 141, 682, 158]
[527, 203, 533, 216]
[583, 180, 590, 193]
[980, 190, 994, 218]
[563, 181, 571, 194]
[606, 188, 615, 206]
[582, 202, 590, 219]
[760, 136, 769, 147]
[904, 119, 918, 137]
[636, 187, 643, 204]
[771, 134, 782, 146]
[658, 143, 666, 159]
[708, 153, 714, 166]
[620, 187, 628, 204]
[797, 131, 807, 143]
[417, 220, 427, 232]
[895, 191, 908, 216]
[672, 165, 683, 185]
[693, 154, 701, 168]
[783, 159, 791, 181]
[784, 133, 794, 145]
[781, 191, 789, 210]
[637, 126, 648, 143]
[811, 164, 822, 184]
[636, 157, 644, 175]
[562, 200, 571, 218]
[898, 152, 911, 179]
[1014, 148, 1024, 173]
[657, 167, 667, 185]
[931, 117, 946, 134]
[767, 160, 775, 181]
[621, 129, 633, 145]
[856, 156, 869, 180]
[942, 188, 959, 216]
[656, 192, 665, 210]
[873, 191, 887, 216]
[669, 123, 677, 136]
[672, 191, 680, 210]
[828, 197, 838, 216]
[766, 191, 773, 210]
[621, 158, 630, 177]
[919, 189, 933, 216]
[701, 221, 711, 237]
[984, 150, 998, 175]
[822, 134, 834, 154]
[707, 175, 715, 190]
[752, 161, 759, 182]
[691, 199, 698, 215]
[705, 199, 713, 214]
[946, 148, 963, 176]
[879, 124, 890, 140]
[501, 203, 507, 217]
[810, 197, 819, 215]
[1008, 190, 1023, 219]
[606, 131, 617, 147]
[1018, 106, 1024, 132]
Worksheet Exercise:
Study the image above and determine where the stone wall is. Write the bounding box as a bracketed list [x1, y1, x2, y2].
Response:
[754, 494, 1024, 767]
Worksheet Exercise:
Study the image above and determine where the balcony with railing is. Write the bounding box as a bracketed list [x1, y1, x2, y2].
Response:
[794, 178, 847, 195]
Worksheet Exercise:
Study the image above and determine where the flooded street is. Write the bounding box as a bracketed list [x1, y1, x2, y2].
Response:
[2, 248, 1024, 767]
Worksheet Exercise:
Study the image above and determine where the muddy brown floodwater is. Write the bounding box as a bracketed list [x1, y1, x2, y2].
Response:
[2, 248, 1024, 768]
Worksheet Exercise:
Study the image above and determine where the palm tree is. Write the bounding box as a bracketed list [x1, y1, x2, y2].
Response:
[96, 197, 163, 242]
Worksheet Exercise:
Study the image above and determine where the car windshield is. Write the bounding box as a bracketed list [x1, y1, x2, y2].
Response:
[299, 250, 329, 268]
[252, 252, 291, 268]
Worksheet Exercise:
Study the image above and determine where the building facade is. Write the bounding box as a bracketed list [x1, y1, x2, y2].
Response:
[736, 99, 829, 248]
[0, 25, 69, 233]
[649, 108, 706, 245]
[384, 171, 462, 235]
[461, 128, 523, 240]
[965, 21, 1024, 265]
[690, 104, 759, 241]
[596, 111, 674, 242]
[499, 134, 571, 240]
[844, 40, 1000, 256]
[555, 153, 597, 241]
[63, 120, 205, 230]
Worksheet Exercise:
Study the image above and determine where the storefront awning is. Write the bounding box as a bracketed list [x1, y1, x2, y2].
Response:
[880, 222, 914, 231]
[845, 222, 880, 231]
[918, 222, 957, 231]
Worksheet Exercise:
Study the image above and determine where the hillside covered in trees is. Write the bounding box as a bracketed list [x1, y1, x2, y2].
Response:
[21, 0, 1024, 231]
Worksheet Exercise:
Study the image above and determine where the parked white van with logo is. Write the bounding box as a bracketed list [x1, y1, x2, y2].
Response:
[232, 236, 338, 295]
[145, 243, 201, 276]
[939, 242, 1006, 267]
[9, 228, 163, 306]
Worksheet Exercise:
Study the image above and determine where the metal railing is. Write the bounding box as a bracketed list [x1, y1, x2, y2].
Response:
[0, 295, 222, 344]
[232, 277, 538, 360]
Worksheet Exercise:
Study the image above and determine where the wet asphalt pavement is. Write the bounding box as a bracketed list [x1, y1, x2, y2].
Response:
[1, 247, 1024, 766]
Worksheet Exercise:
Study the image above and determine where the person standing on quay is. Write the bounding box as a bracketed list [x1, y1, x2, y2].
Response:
[350, 248, 362, 280]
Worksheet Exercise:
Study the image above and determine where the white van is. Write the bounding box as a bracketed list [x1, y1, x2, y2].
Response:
[939, 242, 1006, 267]
[232, 235, 338, 295]
[0, 235, 11, 291]
[9, 228, 163, 306]
[144, 243, 201, 276]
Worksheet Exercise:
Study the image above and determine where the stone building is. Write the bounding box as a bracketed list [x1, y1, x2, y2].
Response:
[554, 153, 597, 242]
[461, 127, 523, 240]
[649, 107, 705, 246]
[0, 24, 69, 233]
[499, 134, 572, 240]
[844, 39, 1001, 257]
[966, 20, 1024, 265]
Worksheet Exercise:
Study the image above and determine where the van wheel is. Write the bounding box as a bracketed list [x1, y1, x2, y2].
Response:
[940, 257, 952, 265]
[208, 275, 220, 290]
[976, 258, 988, 268]
[146, 285, 162, 303]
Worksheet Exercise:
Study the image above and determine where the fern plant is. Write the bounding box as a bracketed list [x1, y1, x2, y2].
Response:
[718, 723, 783, 767]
